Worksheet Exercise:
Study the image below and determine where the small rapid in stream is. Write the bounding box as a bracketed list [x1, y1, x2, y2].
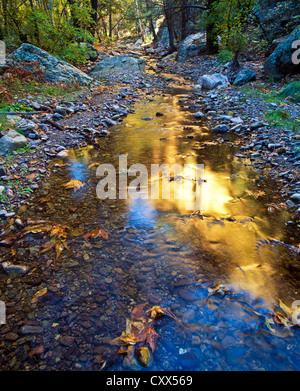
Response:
[1, 80, 300, 371]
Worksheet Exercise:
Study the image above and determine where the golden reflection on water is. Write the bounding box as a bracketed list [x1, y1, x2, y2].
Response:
[63, 93, 292, 304]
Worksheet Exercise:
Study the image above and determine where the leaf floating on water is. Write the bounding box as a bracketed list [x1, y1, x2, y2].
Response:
[63, 179, 85, 192]
[83, 228, 108, 241]
[88, 162, 100, 168]
[146, 327, 159, 353]
[31, 287, 47, 303]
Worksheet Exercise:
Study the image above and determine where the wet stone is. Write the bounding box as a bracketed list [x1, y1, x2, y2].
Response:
[178, 289, 198, 302]
[20, 325, 43, 334]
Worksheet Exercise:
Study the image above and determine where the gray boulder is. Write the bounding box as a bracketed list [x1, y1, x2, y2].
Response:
[196, 73, 229, 90]
[90, 54, 146, 76]
[176, 32, 206, 62]
[0, 129, 27, 154]
[264, 24, 300, 79]
[8, 43, 94, 86]
[233, 69, 256, 86]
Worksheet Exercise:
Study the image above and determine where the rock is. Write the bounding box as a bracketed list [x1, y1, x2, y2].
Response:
[60, 335, 75, 347]
[233, 69, 256, 86]
[2, 262, 28, 276]
[56, 150, 68, 158]
[193, 111, 205, 119]
[290, 193, 300, 202]
[0, 129, 27, 154]
[136, 347, 153, 367]
[265, 34, 290, 57]
[20, 325, 43, 334]
[264, 24, 300, 79]
[286, 199, 295, 208]
[8, 43, 94, 86]
[196, 73, 229, 90]
[123, 355, 143, 370]
[6, 115, 22, 126]
[178, 289, 198, 302]
[0, 185, 5, 195]
[211, 124, 229, 133]
[250, 121, 268, 130]
[90, 55, 145, 76]
[176, 32, 206, 62]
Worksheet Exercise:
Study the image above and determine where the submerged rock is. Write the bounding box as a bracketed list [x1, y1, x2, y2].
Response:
[2, 262, 28, 276]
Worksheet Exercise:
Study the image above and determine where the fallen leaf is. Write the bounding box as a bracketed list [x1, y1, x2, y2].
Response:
[63, 179, 85, 192]
[31, 287, 47, 303]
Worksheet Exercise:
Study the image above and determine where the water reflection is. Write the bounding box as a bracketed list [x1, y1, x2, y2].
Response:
[2, 91, 300, 371]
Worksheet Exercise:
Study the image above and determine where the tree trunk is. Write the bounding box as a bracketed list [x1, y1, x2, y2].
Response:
[89, 0, 98, 41]
[164, 3, 176, 53]
[181, 1, 188, 40]
[145, 0, 157, 43]
[206, 0, 218, 54]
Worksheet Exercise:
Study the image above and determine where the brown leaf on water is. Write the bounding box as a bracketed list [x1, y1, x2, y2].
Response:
[55, 241, 65, 260]
[50, 225, 68, 239]
[63, 179, 85, 192]
[83, 228, 108, 241]
[88, 162, 100, 168]
[31, 287, 47, 303]
[146, 327, 159, 353]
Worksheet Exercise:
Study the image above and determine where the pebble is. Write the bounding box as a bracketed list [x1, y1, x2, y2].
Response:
[20, 325, 43, 334]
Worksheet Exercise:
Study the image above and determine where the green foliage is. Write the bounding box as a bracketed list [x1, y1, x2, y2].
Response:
[0, 0, 95, 65]
[217, 49, 234, 64]
[265, 109, 300, 131]
[202, 0, 257, 52]
[278, 82, 300, 103]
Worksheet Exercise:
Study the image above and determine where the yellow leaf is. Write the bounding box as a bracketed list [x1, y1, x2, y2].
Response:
[279, 299, 294, 317]
[63, 179, 85, 192]
[31, 287, 47, 303]
[265, 318, 275, 333]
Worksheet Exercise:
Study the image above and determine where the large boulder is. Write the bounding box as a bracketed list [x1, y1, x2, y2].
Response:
[233, 69, 256, 86]
[90, 54, 146, 76]
[196, 73, 229, 90]
[0, 129, 27, 155]
[176, 32, 206, 62]
[264, 24, 300, 79]
[8, 43, 94, 86]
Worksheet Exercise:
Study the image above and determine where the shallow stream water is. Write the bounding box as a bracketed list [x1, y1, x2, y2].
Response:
[1, 85, 300, 371]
